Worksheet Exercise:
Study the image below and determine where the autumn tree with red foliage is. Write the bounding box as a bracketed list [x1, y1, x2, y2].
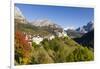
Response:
[15, 31, 32, 64]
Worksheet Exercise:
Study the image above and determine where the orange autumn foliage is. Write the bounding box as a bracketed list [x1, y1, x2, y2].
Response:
[15, 31, 32, 58]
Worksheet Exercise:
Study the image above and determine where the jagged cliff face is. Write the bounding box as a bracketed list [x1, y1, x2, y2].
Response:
[31, 19, 54, 27]
[31, 19, 63, 34]
[31, 19, 62, 29]
[76, 21, 94, 33]
[14, 6, 27, 24]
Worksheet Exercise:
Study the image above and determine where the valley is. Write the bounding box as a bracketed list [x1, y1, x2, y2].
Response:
[14, 5, 94, 65]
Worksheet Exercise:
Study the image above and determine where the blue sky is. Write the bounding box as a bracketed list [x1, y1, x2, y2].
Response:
[15, 3, 94, 29]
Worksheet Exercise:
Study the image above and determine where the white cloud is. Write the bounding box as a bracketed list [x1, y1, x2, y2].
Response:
[64, 26, 75, 30]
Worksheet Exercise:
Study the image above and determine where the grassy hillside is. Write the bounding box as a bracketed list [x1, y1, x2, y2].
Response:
[15, 33, 94, 65]
[15, 22, 64, 37]
[15, 23, 52, 36]
[14, 20, 94, 65]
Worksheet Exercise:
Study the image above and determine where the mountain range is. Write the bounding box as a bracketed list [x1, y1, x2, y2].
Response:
[65, 29, 84, 38]
[15, 6, 94, 33]
[76, 21, 94, 33]
[14, 6, 94, 65]
[14, 7, 64, 36]
[31, 19, 61, 28]
[65, 21, 94, 38]
[14, 6, 62, 29]
[15, 6, 94, 38]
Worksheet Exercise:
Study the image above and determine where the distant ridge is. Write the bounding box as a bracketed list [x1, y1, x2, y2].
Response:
[76, 21, 94, 33]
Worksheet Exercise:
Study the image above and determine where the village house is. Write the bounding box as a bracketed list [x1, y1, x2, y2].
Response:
[56, 30, 67, 37]
[23, 30, 67, 45]
[32, 34, 55, 45]
[43, 35, 55, 40]
[49, 35, 55, 40]
[32, 35, 43, 45]
[62, 30, 67, 37]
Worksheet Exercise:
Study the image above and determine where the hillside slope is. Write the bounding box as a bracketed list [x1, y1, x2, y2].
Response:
[15, 33, 94, 65]
[74, 30, 94, 48]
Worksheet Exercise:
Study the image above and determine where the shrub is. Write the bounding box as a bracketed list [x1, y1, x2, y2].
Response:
[15, 31, 32, 65]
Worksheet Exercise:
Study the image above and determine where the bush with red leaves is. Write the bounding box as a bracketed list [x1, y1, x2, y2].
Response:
[15, 31, 32, 64]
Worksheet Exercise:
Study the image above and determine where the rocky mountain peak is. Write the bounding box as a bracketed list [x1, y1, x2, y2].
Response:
[76, 21, 94, 33]
[14, 6, 25, 19]
[31, 19, 62, 29]
[14, 6, 27, 24]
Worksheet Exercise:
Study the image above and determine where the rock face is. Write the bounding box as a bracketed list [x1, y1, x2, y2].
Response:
[14, 6, 27, 24]
[31, 19, 64, 34]
[65, 21, 94, 38]
[31, 19, 62, 29]
[31, 19, 54, 27]
[65, 29, 84, 38]
[76, 21, 94, 33]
